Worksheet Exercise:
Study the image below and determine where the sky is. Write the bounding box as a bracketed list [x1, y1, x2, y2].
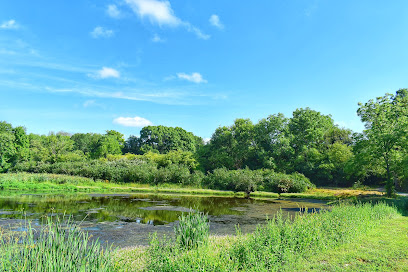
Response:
[1, 0, 408, 140]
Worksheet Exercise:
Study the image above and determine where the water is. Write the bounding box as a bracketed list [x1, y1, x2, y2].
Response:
[0, 192, 328, 247]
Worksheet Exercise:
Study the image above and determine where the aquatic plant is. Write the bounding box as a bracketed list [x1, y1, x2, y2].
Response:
[0, 217, 115, 272]
[174, 210, 209, 250]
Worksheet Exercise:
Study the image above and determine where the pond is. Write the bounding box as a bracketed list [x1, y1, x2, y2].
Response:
[0, 192, 328, 248]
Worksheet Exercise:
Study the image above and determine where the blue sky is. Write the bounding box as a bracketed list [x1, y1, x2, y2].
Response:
[1, 0, 408, 139]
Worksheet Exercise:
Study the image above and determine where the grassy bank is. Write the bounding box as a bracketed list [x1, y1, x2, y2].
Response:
[0, 173, 387, 200]
[0, 173, 237, 196]
[113, 202, 403, 271]
[287, 216, 408, 271]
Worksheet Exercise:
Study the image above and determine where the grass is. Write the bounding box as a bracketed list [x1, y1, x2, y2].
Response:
[0, 173, 237, 196]
[113, 201, 403, 271]
[0, 217, 114, 272]
[287, 216, 408, 271]
[281, 187, 385, 200]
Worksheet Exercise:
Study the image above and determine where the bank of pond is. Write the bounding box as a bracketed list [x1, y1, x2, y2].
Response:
[0, 198, 405, 272]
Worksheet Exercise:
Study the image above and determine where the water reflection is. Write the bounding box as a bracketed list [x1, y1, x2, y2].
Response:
[0, 193, 327, 226]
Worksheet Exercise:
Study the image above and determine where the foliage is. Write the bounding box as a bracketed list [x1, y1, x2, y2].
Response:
[174, 210, 210, 250]
[135, 125, 202, 154]
[259, 169, 315, 193]
[357, 89, 408, 196]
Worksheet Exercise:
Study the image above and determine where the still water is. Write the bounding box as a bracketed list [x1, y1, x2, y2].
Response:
[0, 192, 328, 247]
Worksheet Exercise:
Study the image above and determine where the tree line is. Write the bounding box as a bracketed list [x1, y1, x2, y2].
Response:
[1, 89, 407, 195]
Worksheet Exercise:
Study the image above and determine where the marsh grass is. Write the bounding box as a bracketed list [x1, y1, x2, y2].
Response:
[0, 217, 115, 272]
[174, 210, 209, 249]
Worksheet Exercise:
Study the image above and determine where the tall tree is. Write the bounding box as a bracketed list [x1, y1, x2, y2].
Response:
[138, 126, 199, 154]
[253, 113, 293, 171]
[357, 89, 408, 196]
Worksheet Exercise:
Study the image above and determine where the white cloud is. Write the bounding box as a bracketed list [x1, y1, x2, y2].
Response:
[107, 4, 121, 18]
[124, 0, 209, 39]
[90, 67, 120, 79]
[177, 72, 207, 84]
[152, 33, 165, 42]
[113, 116, 153, 127]
[90, 26, 114, 38]
[209, 15, 224, 30]
[0, 19, 19, 29]
[125, 0, 180, 26]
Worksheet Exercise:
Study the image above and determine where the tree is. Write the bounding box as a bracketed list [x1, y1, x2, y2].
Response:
[0, 133, 16, 172]
[94, 130, 124, 158]
[138, 126, 199, 154]
[205, 119, 256, 170]
[45, 132, 75, 163]
[253, 113, 293, 171]
[13, 126, 29, 162]
[71, 133, 103, 157]
[357, 89, 408, 196]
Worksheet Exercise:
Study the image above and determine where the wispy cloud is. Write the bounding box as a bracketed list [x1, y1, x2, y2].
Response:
[0, 19, 19, 29]
[152, 33, 165, 42]
[83, 100, 105, 109]
[177, 72, 207, 84]
[90, 67, 120, 79]
[209, 15, 224, 30]
[107, 4, 121, 18]
[90, 26, 114, 38]
[124, 0, 209, 39]
[113, 116, 153, 127]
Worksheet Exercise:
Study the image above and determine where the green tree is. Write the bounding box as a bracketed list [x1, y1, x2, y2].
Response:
[253, 113, 293, 171]
[71, 133, 103, 157]
[357, 89, 408, 196]
[45, 132, 75, 163]
[205, 119, 256, 170]
[138, 126, 199, 154]
[0, 132, 16, 172]
[95, 131, 124, 158]
[13, 126, 29, 162]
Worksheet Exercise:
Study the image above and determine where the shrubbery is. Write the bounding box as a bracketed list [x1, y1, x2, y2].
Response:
[203, 168, 314, 194]
[12, 159, 314, 194]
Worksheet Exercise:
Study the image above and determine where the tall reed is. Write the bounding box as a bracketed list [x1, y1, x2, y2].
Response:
[174, 210, 209, 249]
[0, 217, 115, 272]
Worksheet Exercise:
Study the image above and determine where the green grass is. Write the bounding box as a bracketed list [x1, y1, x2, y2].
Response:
[0, 217, 114, 272]
[287, 216, 408, 271]
[117, 202, 402, 271]
[0, 173, 237, 196]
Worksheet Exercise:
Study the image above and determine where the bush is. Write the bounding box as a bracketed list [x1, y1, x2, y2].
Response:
[174, 210, 209, 250]
[260, 170, 315, 193]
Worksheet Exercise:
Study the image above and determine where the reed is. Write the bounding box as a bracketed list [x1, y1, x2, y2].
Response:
[0, 217, 115, 272]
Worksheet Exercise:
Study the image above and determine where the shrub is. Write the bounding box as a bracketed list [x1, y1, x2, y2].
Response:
[260, 170, 315, 193]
